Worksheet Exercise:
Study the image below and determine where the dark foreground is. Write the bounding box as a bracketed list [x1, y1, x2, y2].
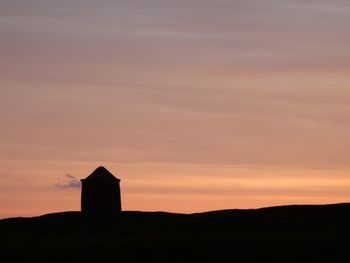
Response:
[1, 203, 350, 262]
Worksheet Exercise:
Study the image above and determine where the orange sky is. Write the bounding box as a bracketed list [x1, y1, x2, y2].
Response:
[1, 0, 350, 218]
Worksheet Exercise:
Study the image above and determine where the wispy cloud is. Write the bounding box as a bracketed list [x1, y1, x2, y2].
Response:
[54, 174, 81, 189]
[1, 0, 350, 171]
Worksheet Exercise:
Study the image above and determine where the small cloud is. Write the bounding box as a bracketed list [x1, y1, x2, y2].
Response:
[0, 173, 7, 179]
[65, 174, 75, 180]
[54, 174, 81, 189]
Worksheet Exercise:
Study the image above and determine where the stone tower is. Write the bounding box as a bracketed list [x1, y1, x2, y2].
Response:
[80, 166, 121, 214]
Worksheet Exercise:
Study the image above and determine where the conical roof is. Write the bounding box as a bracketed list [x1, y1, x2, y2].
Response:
[83, 166, 120, 181]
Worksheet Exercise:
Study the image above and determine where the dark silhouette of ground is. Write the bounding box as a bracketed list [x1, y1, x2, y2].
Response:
[1, 203, 350, 262]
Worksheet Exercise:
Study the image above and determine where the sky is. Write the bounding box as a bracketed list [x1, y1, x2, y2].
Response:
[1, 0, 350, 218]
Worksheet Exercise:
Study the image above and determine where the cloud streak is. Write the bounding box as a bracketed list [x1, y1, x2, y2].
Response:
[1, 1, 350, 169]
[54, 174, 80, 189]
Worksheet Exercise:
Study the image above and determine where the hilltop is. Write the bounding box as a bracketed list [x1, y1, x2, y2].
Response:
[1, 203, 350, 262]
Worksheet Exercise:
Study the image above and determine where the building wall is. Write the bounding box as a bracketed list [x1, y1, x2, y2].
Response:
[81, 180, 121, 214]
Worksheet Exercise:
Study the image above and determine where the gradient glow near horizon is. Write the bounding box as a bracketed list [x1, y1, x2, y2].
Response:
[1, 0, 350, 218]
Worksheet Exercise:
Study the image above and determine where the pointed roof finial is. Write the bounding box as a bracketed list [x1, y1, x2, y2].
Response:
[81, 166, 120, 181]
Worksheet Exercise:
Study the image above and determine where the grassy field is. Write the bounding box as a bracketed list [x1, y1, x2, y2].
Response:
[1, 203, 350, 262]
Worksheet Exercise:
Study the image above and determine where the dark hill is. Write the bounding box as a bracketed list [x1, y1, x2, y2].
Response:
[1, 203, 350, 262]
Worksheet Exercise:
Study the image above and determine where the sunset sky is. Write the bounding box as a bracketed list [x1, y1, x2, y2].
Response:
[1, 0, 350, 218]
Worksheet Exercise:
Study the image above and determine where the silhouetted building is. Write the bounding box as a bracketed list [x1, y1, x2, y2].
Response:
[81, 166, 121, 214]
